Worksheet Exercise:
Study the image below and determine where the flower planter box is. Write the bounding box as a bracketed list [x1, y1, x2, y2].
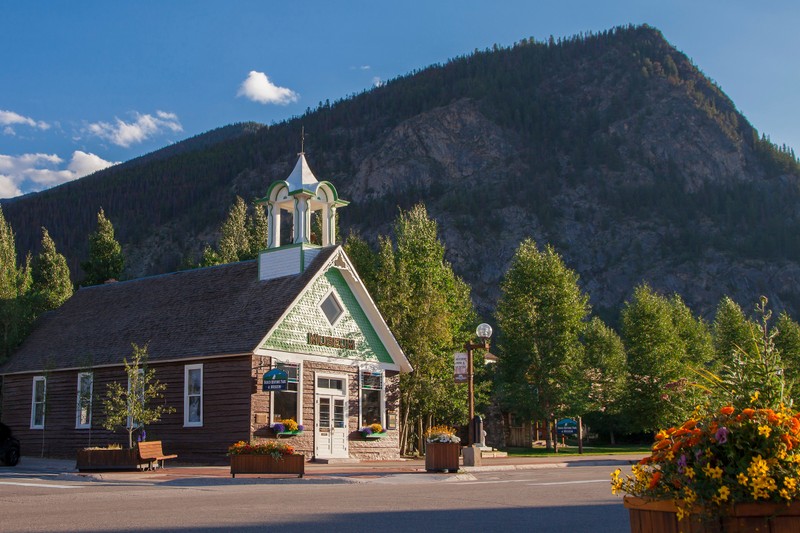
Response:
[361, 432, 388, 439]
[76, 448, 141, 471]
[275, 431, 303, 438]
[230, 454, 305, 478]
[624, 496, 800, 532]
[425, 442, 460, 472]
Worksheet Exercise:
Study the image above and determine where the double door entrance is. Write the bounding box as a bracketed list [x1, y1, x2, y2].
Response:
[314, 374, 349, 459]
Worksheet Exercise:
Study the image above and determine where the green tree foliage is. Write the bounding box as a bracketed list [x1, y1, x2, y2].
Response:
[494, 239, 590, 444]
[201, 196, 268, 266]
[81, 208, 124, 286]
[581, 317, 627, 439]
[775, 312, 800, 403]
[368, 204, 475, 454]
[669, 294, 715, 369]
[621, 284, 694, 432]
[102, 343, 175, 448]
[708, 298, 790, 410]
[712, 296, 757, 365]
[0, 207, 33, 360]
[343, 231, 379, 290]
[31, 227, 73, 312]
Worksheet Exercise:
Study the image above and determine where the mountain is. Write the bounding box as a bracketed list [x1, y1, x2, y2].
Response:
[3, 24, 800, 322]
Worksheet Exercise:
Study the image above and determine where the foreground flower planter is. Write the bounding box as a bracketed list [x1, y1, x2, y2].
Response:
[76, 448, 140, 471]
[230, 454, 305, 478]
[425, 442, 460, 472]
[624, 496, 800, 532]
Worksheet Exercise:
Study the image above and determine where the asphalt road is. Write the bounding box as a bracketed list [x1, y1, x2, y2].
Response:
[0, 464, 629, 532]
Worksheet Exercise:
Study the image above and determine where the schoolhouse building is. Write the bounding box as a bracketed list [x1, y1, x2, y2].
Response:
[0, 153, 412, 462]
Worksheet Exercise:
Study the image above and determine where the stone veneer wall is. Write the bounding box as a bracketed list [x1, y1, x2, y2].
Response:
[250, 354, 401, 460]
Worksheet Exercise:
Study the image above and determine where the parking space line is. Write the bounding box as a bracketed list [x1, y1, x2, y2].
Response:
[527, 479, 609, 486]
[0, 481, 83, 489]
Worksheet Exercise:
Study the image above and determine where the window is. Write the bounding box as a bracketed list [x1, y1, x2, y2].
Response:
[76, 372, 93, 429]
[184, 364, 203, 427]
[320, 291, 344, 325]
[31, 376, 46, 429]
[360, 371, 384, 427]
[272, 362, 300, 423]
[317, 377, 344, 391]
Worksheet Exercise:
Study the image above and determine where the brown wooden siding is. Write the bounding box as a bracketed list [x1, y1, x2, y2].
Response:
[0, 355, 252, 462]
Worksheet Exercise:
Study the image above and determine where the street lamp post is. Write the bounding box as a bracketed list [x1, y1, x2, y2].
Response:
[466, 323, 492, 446]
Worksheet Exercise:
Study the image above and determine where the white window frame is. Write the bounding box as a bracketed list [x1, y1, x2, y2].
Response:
[359, 369, 385, 427]
[31, 376, 46, 429]
[76, 372, 93, 429]
[270, 361, 302, 424]
[318, 288, 345, 327]
[184, 364, 203, 427]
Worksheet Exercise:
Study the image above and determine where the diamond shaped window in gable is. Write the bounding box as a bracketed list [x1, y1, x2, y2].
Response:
[320, 291, 344, 326]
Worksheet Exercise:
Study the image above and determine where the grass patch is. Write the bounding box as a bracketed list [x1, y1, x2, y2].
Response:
[506, 444, 651, 457]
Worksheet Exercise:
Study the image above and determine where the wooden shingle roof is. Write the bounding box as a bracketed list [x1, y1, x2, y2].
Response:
[0, 246, 339, 374]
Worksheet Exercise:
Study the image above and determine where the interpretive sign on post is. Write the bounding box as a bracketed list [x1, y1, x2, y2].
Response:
[556, 418, 578, 436]
[262, 368, 288, 391]
[454, 352, 468, 383]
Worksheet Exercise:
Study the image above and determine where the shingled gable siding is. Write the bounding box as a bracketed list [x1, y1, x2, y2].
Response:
[0, 356, 251, 462]
[262, 268, 393, 364]
[249, 354, 401, 460]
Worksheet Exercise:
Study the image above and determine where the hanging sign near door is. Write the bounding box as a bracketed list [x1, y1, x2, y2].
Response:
[454, 352, 468, 383]
[263, 368, 288, 391]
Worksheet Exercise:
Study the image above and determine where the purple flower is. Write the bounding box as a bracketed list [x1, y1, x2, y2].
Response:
[695, 449, 703, 461]
[715, 426, 729, 444]
[272, 423, 286, 433]
[677, 454, 688, 474]
[361, 427, 373, 435]
[297, 424, 305, 432]
[137, 429, 147, 442]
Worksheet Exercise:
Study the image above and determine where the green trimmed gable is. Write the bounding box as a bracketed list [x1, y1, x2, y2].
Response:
[262, 268, 392, 364]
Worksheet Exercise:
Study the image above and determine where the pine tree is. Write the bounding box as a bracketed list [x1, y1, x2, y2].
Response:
[81, 208, 124, 286]
[0, 207, 33, 360]
[31, 227, 73, 311]
[217, 196, 249, 263]
[494, 239, 590, 449]
[249, 203, 268, 257]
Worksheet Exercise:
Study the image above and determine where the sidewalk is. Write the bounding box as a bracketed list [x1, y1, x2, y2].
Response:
[10, 453, 644, 482]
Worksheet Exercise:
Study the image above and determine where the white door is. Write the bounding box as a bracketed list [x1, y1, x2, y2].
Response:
[315, 375, 349, 459]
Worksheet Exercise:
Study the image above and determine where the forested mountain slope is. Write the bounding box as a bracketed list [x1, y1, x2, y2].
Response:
[3, 25, 799, 320]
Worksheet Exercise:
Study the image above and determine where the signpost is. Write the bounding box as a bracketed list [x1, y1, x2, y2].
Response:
[454, 352, 468, 383]
[262, 368, 288, 392]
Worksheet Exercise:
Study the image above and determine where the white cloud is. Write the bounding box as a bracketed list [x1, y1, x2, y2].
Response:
[0, 109, 50, 134]
[0, 151, 118, 199]
[237, 71, 299, 105]
[86, 110, 183, 147]
[373, 77, 384, 87]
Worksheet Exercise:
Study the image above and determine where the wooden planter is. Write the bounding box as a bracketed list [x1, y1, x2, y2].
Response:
[76, 448, 140, 471]
[425, 442, 460, 472]
[230, 454, 305, 478]
[625, 495, 800, 532]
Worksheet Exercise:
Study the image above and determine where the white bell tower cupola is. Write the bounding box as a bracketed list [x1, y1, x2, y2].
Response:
[259, 152, 348, 248]
[255, 152, 348, 281]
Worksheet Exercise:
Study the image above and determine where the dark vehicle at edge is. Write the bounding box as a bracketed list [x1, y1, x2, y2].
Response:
[0, 422, 20, 466]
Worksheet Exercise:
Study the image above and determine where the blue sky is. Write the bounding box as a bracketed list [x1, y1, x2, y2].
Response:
[1, 1, 797, 198]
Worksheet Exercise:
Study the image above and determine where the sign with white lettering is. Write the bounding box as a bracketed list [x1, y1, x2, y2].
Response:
[454, 352, 468, 383]
[263, 368, 288, 391]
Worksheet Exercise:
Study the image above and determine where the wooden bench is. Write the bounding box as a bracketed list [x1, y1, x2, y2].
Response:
[137, 441, 178, 470]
